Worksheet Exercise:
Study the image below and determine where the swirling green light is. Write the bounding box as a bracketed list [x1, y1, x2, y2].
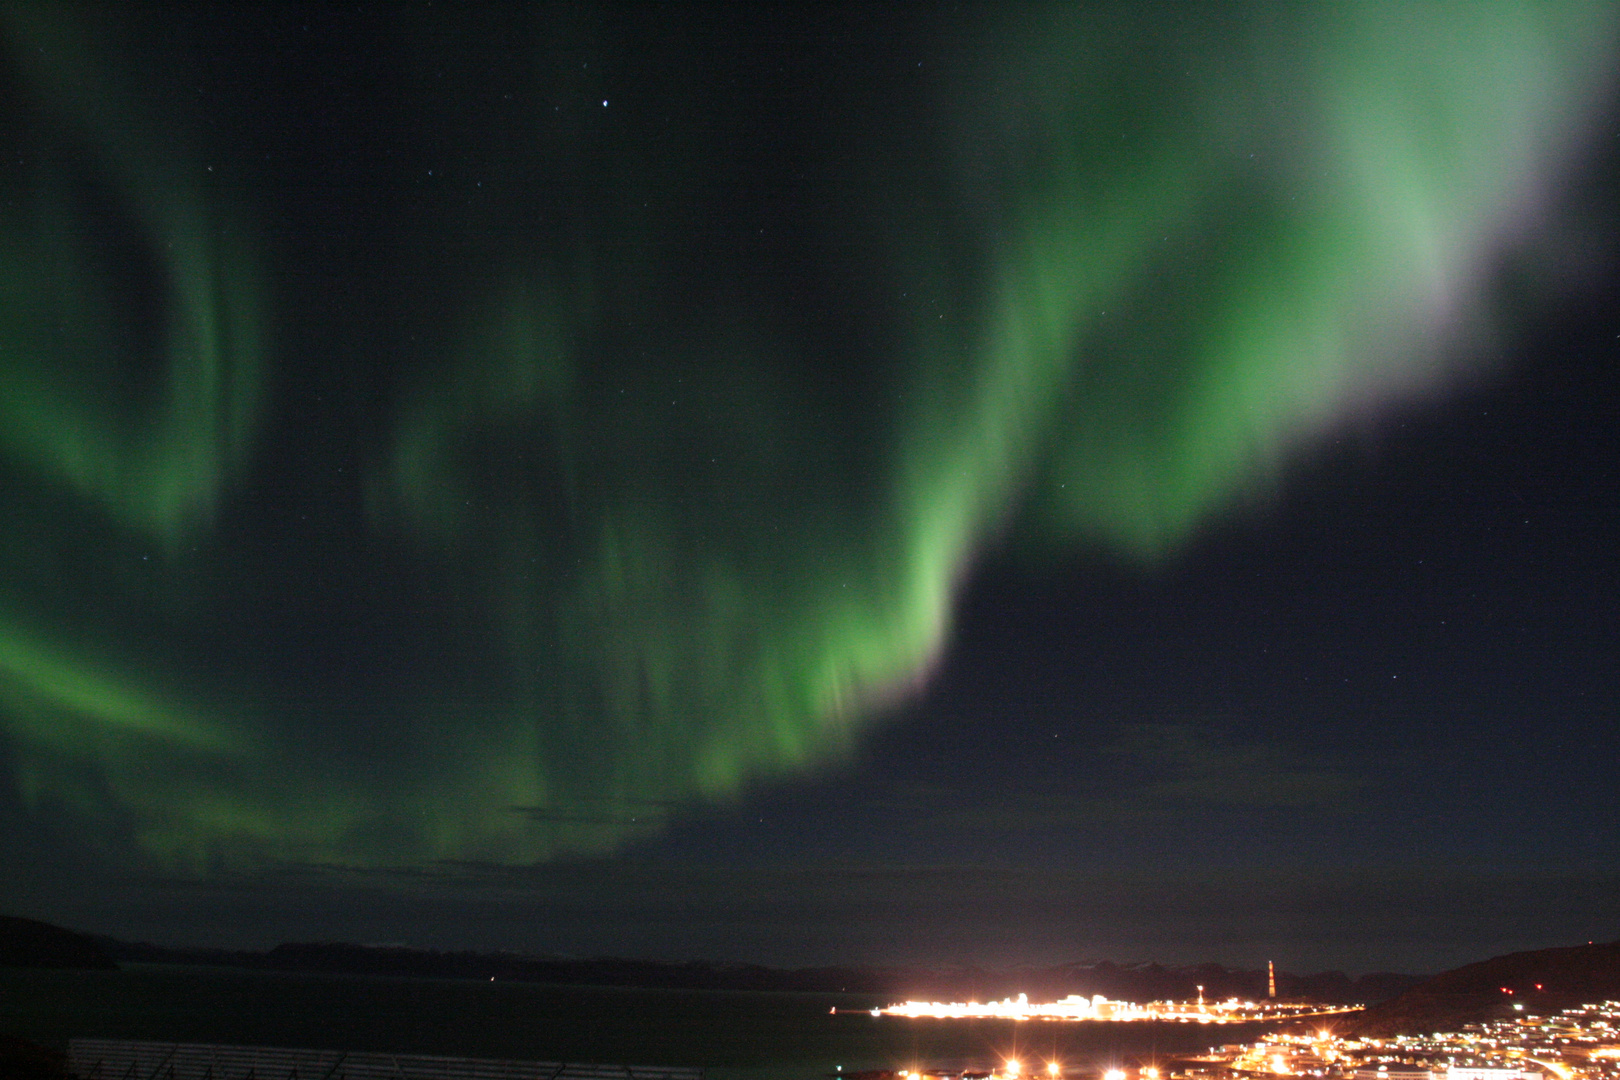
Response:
[0, 2, 1612, 870]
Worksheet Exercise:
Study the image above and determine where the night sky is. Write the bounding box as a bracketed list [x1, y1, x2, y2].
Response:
[1, 2, 1616, 977]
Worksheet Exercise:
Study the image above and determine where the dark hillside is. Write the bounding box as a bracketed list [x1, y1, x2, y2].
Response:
[1346, 940, 1620, 1037]
[0, 916, 116, 970]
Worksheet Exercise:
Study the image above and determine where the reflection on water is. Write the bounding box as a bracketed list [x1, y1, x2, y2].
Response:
[0, 965, 1279, 1080]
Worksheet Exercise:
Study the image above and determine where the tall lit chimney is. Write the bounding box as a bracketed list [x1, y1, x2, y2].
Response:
[1268, 961, 1276, 999]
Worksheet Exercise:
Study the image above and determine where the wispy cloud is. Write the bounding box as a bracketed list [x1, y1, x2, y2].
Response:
[848, 722, 1364, 836]
[1100, 722, 1364, 810]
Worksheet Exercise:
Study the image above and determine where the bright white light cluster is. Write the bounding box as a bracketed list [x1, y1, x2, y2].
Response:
[1224, 1000, 1620, 1080]
[869, 993, 1361, 1023]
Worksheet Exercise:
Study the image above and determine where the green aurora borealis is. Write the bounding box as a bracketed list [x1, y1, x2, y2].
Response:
[1, 3, 1615, 872]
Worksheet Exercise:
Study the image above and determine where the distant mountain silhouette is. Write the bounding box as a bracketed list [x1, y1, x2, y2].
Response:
[2, 910, 1428, 1002]
[12, 913, 1615, 1043]
[0, 915, 116, 969]
[93, 935, 1421, 1002]
[1344, 940, 1620, 1037]
[916, 959, 1421, 1007]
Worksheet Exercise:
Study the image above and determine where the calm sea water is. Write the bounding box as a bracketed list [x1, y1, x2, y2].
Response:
[0, 965, 1276, 1080]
